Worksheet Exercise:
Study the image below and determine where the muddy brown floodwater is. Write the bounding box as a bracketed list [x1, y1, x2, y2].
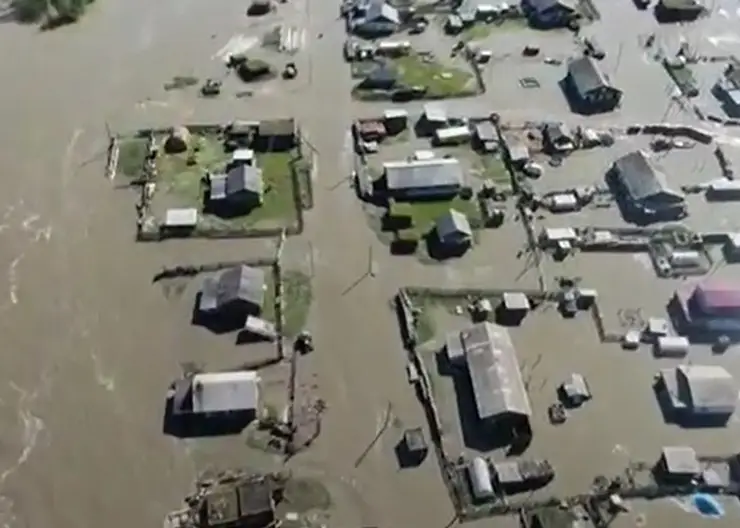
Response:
[0, 0, 458, 526]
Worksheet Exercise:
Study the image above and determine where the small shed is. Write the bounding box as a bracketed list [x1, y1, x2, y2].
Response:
[473, 121, 497, 151]
[435, 209, 473, 248]
[399, 427, 428, 466]
[493, 461, 523, 493]
[655, 335, 689, 358]
[559, 373, 591, 407]
[541, 227, 578, 246]
[469, 457, 494, 500]
[420, 103, 448, 134]
[231, 148, 255, 167]
[434, 126, 471, 146]
[445, 14, 463, 34]
[383, 108, 409, 135]
[499, 292, 530, 325]
[190, 371, 260, 416]
[646, 317, 670, 339]
[507, 142, 530, 167]
[724, 233, 740, 262]
[162, 208, 198, 236]
[657, 446, 700, 483]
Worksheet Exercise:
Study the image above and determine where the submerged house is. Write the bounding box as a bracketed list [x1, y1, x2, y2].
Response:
[198, 265, 267, 321]
[521, 0, 578, 28]
[563, 56, 622, 114]
[349, 0, 400, 36]
[656, 365, 737, 425]
[435, 209, 473, 250]
[673, 280, 740, 335]
[607, 150, 685, 221]
[208, 165, 264, 215]
[445, 323, 533, 444]
[383, 157, 463, 200]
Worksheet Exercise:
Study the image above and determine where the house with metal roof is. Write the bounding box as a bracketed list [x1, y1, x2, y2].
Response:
[563, 56, 622, 114]
[435, 209, 472, 250]
[657, 365, 737, 425]
[383, 157, 463, 199]
[655, 0, 705, 23]
[208, 165, 264, 215]
[198, 265, 267, 321]
[349, 0, 400, 36]
[607, 150, 685, 221]
[446, 323, 532, 435]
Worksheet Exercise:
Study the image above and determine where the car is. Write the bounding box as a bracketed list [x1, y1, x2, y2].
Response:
[522, 45, 540, 56]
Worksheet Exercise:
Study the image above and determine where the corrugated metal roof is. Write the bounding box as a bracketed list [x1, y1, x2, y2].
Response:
[693, 281, 740, 313]
[567, 56, 611, 97]
[436, 208, 472, 240]
[384, 158, 463, 191]
[661, 445, 700, 474]
[164, 208, 198, 227]
[423, 103, 447, 123]
[678, 365, 737, 412]
[461, 322, 532, 419]
[191, 371, 260, 413]
[199, 265, 267, 312]
[612, 150, 681, 202]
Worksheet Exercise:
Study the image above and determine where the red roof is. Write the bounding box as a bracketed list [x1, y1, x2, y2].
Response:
[693, 281, 740, 313]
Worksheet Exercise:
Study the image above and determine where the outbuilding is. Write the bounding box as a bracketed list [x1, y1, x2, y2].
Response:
[383, 108, 409, 135]
[434, 126, 471, 146]
[189, 371, 261, 417]
[162, 208, 198, 236]
[656, 446, 700, 483]
[469, 457, 494, 500]
[657, 364, 737, 425]
[419, 103, 448, 135]
[208, 165, 264, 215]
[564, 56, 623, 114]
[434, 209, 473, 250]
[607, 150, 685, 221]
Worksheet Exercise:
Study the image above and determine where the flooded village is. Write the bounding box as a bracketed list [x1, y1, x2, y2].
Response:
[6, 0, 740, 527]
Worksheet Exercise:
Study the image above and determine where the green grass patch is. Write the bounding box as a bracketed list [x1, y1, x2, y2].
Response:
[472, 155, 511, 185]
[461, 18, 528, 41]
[118, 138, 148, 177]
[262, 270, 312, 337]
[157, 133, 229, 208]
[393, 52, 474, 98]
[400, 197, 481, 239]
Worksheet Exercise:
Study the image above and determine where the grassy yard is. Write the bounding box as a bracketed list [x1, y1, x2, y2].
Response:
[262, 270, 312, 337]
[157, 133, 230, 208]
[118, 138, 148, 177]
[119, 128, 303, 230]
[399, 197, 481, 239]
[460, 18, 528, 41]
[471, 155, 511, 185]
[393, 53, 474, 98]
[199, 151, 301, 230]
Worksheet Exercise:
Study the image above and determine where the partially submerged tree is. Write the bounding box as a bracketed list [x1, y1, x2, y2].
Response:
[12, 0, 95, 27]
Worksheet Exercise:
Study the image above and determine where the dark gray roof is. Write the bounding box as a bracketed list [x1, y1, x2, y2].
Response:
[436, 209, 472, 240]
[199, 265, 266, 312]
[474, 121, 497, 142]
[526, 0, 577, 13]
[365, 0, 400, 23]
[258, 119, 295, 137]
[612, 150, 682, 202]
[460, 322, 532, 419]
[210, 166, 263, 201]
[543, 122, 571, 143]
[678, 365, 737, 412]
[567, 56, 611, 97]
[384, 158, 463, 191]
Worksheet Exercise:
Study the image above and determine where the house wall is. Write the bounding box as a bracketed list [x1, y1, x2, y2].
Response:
[354, 21, 397, 36]
[569, 82, 622, 113]
[390, 184, 461, 201]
